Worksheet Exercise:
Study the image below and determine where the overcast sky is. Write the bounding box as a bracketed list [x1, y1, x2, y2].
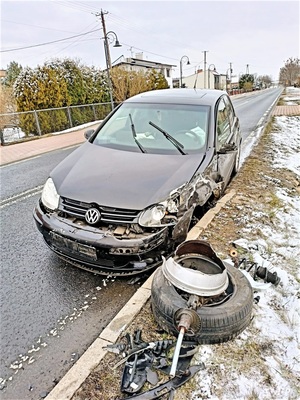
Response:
[0, 0, 299, 81]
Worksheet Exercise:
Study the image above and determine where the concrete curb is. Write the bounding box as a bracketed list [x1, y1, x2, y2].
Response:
[45, 189, 236, 400]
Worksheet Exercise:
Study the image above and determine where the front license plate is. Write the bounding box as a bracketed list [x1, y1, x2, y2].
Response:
[50, 232, 97, 261]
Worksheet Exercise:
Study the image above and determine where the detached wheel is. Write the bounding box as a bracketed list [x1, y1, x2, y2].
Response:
[151, 264, 253, 344]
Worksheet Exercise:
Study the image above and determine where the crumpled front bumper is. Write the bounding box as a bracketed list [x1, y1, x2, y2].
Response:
[33, 201, 171, 275]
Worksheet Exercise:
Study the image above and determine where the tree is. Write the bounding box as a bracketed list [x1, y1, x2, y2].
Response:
[2, 61, 23, 87]
[239, 74, 255, 90]
[13, 58, 110, 132]
[0, 85, 18, 132]
[13, 66, 69, 134]
[0, 61, 22, 119]
[82, 66, 108, 104]
[147, 70, 169, 90]
[256, 75, 272, 88]
[279, 57, 300, 86]
[127, 70, 152, 98]
[110, 68, 168, 103]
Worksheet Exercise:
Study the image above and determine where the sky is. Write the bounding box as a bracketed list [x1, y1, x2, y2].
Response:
[0, 0, 299, 82]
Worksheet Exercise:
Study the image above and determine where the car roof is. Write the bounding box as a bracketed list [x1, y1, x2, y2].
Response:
[125, 88, 227, 106]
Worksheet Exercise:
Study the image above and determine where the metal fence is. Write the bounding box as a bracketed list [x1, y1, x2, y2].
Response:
[0, 102, 113, 145]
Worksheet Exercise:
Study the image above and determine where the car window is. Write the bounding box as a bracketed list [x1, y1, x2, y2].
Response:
[92, 103, 209, 155]
[223, 96, 235, 128]
[216, 97, 231, 148]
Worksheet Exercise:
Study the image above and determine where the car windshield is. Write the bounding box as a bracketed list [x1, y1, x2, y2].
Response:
[92, 102, 210, 155]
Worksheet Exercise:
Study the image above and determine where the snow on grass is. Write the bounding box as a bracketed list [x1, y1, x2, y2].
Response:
[283, 86, 300, 105]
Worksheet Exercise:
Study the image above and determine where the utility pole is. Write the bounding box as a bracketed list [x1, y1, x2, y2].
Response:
[202, 50, 208, 88]
[100, 10, 112, 70]
[96, 9, 114, 109]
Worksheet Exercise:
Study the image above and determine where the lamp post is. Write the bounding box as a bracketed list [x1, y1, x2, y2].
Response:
[208, 64, 216, 89]
[226, 63, 233, 94]
[180, 55, 190, 88]
[103, 30, 122, 110]
[226, 68, 232, 93]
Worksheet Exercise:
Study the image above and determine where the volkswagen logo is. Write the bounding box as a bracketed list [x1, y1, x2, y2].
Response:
[85, 208, 101, 225]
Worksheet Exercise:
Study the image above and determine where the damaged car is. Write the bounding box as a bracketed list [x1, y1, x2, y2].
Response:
[33, 89, 241, 276]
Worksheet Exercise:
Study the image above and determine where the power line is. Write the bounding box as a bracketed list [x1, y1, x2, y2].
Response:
[1, 29, 101, 53]
[1, 19, 78, 34]
[52, 0, 99, 14]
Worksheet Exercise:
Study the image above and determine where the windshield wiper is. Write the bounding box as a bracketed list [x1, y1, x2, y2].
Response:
[128, 114, 147, 153]
[148, 121, 186, 155]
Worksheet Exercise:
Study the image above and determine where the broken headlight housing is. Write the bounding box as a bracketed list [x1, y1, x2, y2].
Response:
[139, 199, 178, 227]
[41, 178, 60, 210]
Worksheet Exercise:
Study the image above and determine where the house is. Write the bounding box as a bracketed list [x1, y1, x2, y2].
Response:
[179, 69, 242, 93]
[180, 69, 226, 90]
[112, 53, 176, 88]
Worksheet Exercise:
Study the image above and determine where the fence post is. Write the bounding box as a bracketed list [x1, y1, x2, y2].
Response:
[34, 110, 42, 136]
[92, 105, 96, 120]
[67, 107, 73, 128]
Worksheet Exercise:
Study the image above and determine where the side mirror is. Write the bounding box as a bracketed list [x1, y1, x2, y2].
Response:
[84, 129, 95, 140]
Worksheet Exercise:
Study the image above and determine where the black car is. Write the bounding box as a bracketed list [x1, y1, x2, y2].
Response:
[33, 89, 241, 276]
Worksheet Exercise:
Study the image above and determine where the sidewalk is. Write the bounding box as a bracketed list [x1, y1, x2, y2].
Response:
[0, 123, 99, 166]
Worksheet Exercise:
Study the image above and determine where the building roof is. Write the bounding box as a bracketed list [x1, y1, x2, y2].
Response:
[113, 57, 176, 69]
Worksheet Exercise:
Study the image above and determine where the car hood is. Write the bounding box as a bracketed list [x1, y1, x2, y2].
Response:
[51, 142, 206, 210]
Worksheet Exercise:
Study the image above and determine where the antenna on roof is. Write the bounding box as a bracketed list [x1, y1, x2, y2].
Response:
[194, 69, 199, 89]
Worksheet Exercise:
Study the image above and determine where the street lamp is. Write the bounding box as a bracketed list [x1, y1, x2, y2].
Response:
[226, 68, 232, 93]
[208, 64, 216, 89]
[180, 55, 190, 88]
[103, 30, 122, 110]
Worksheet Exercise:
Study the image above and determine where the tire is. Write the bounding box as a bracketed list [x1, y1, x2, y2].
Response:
[151, 264, 253, 344]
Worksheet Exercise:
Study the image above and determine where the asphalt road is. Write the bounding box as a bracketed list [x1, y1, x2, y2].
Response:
[0, 148, 142, 399]
[232, 86, 283, 140]
[0, 87, 282, 400]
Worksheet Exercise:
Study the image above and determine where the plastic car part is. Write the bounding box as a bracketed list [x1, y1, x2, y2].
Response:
[117, 331, 200, 394]
[240, 270, 272, 291]
[120, 365, 204, 399]
[121, 352, 153, 393]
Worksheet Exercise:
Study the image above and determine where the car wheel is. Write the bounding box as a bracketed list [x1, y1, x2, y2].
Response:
[151, 263, 253, 344]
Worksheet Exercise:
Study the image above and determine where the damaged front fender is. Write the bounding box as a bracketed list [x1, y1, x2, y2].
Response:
[172, 206, 195, 242]
[170, 171, 221, 242]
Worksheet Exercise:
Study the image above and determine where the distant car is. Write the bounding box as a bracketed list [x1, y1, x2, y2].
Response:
[33, 89, 241, 276]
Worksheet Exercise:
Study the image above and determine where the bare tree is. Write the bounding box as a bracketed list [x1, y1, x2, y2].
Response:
[111, 67, 168, 103]
[257, 75, 272, 88]
[279, 57, 300, 86]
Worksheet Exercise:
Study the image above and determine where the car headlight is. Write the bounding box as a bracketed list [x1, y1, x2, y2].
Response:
[139, 200, 178, 227]
[41, 178, 60, 210]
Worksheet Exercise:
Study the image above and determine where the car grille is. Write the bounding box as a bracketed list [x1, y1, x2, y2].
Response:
[60, 197, 141, 224]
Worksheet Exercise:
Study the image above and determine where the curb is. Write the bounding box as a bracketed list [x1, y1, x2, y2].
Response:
[45, 189, 236, 400]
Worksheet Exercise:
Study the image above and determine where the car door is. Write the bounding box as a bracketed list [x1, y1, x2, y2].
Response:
[215, 95, 238, 186]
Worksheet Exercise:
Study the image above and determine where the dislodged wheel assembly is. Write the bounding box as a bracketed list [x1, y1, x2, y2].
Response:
[151, 240, 253, 344]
